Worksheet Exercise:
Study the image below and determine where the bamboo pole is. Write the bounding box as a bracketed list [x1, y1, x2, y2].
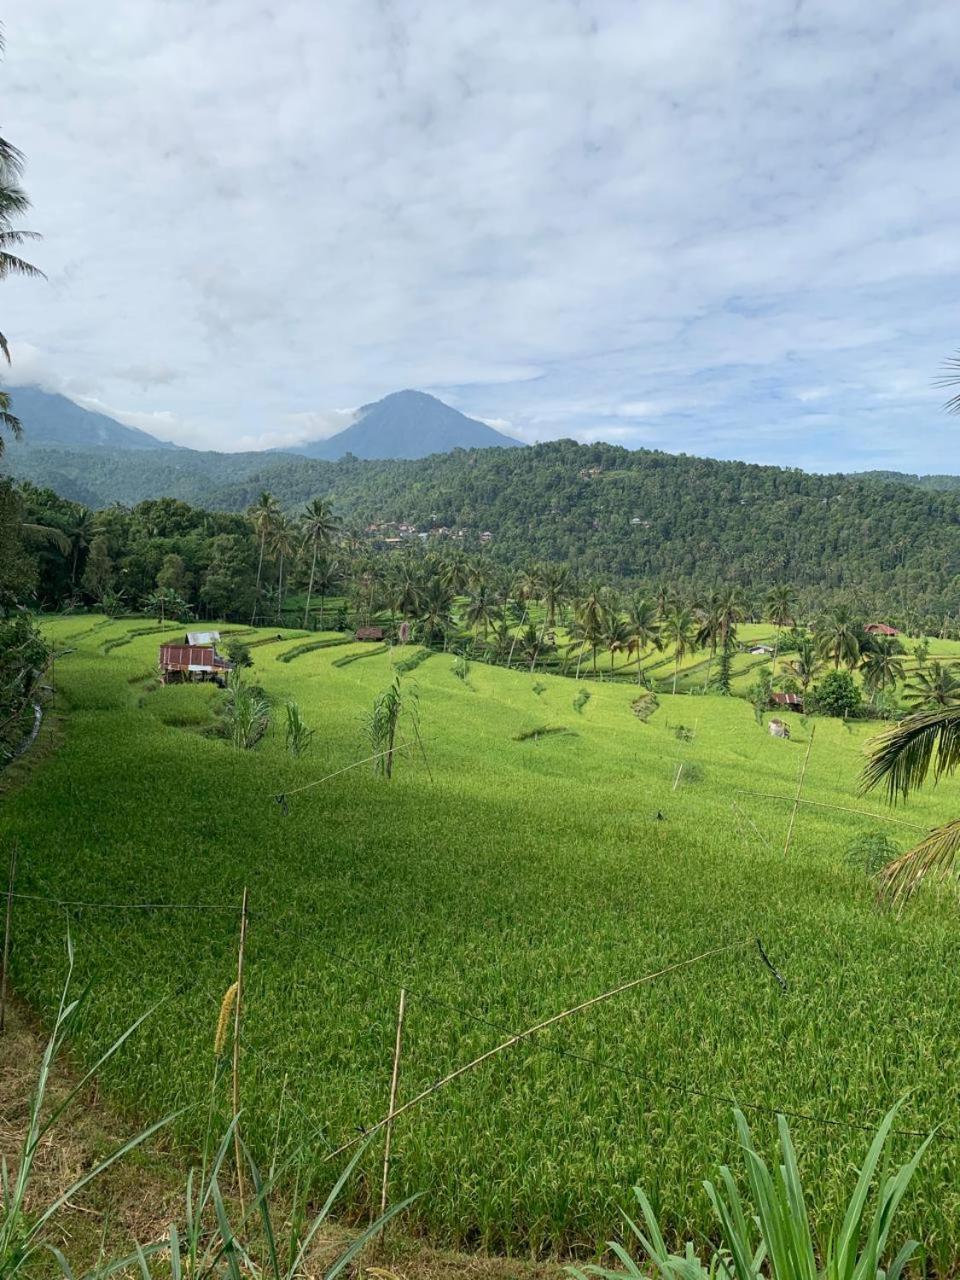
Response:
[324, 939, 748, 1165]
[735, 789, 925, 831]
[0, 844, 17, 1034]
[379, 986, 407, 1224]
[783, 727, 815, 856]
[232, 888, 249, 1210]
[672, 762, 684, 791]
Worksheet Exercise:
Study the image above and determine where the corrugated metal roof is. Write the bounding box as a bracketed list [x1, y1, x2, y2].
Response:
[187, 630, 220, 645]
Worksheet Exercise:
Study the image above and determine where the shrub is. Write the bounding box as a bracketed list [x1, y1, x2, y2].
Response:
[284, 700, 315, 756]
[812, 670, 862, 718]
[223, 670, 270, 750]
[225, 638, 253, 668]
[846, 831, 901, 876]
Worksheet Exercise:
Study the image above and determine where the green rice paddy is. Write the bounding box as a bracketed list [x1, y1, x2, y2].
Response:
[4, 616, 960, 1262]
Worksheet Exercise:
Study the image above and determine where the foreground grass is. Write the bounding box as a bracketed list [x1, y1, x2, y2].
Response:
[3, 617, 960, 1263]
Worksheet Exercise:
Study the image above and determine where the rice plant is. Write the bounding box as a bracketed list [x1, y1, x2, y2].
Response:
[365, 673, 419, 778]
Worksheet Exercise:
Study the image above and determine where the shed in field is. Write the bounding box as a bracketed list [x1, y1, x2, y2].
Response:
[159, 639, 232, 685]
[865, 623, 899, 636]
[770, 691, 803, 712]
[355, 626, 386, 642]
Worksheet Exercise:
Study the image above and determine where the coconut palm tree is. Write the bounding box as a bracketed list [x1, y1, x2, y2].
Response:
[248, 491, 280, 624]
[0, 121, 44, 378]
[463, 580, 501, 639]
[300, 497, 340, 627]
[786, 631, 824, 693]
[765, 583, 797, 670]
[625, 595, 661, 684]
[862, 707, 960, 903]
[904, 661, 960, 711]
[270, 514, 297, 623]
[662, 603, 696, 695]
[537, 564, 570, 629]
[417, 578, 454, 648]
[816, 605, 862, 670]
[571, 586, 606, 676]
[860, 635, 905, 698]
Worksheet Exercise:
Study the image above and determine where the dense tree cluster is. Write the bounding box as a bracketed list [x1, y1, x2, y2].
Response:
[8, 439, 960, 618]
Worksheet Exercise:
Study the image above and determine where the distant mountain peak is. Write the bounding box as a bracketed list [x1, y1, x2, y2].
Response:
[286, 389, 522, 461]
[4, 386, 178, 452]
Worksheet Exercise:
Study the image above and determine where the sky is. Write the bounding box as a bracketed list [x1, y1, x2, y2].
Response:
[3, 0, 960, 472]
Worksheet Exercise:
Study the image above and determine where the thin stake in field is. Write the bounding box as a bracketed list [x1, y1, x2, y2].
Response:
[379, 986, 407, 1227]
[325, 939, 749, 1165]
[736, 790, 925, 831]
[0, 843, 17, 1034]
[783, 726, 815, 856]
[232, 887, 249, 1211]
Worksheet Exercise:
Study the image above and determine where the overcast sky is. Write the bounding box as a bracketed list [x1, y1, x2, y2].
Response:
[3, 1, 960, 471]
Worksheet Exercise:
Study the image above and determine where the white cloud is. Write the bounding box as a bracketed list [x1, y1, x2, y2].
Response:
[1, 0, 958, 470]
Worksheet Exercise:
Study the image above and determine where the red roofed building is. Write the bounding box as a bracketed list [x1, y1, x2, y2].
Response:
[159, 631, 232, 685]
[864, 623, 899, 636]
[770, 691, 804, 712]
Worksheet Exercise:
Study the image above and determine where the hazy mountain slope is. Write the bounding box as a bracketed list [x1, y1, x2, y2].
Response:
[288, 389, 521, 459]
[4, 386, 178, 450]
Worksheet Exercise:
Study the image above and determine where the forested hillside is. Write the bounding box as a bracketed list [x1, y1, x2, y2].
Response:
[8, 437, 960, 612]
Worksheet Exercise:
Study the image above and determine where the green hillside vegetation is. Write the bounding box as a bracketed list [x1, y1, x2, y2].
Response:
[4, 618, 960, 1261]
[8, 436, 960, 610]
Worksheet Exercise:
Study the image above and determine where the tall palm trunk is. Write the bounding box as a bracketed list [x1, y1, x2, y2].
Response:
[673, 653, 680, 694]
[276, 552, 284, 623]
[251, 534, 266, 625]
[303, 541, 318, 628]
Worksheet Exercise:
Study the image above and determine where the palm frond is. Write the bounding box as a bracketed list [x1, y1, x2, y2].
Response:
[861, 706, 960, 800]
[0, 251, 45, 280]
[0, 330, 9, 364]
[878, 817, 960, 907]
[934, 351, 960, 414]
[22, 522, 71, 555]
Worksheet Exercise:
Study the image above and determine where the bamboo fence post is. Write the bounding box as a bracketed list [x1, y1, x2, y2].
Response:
[0, 844, 17, 1034]
[672, 762, 684, 791]
[379, 986, 407, 1225]
[232, 887, 249, 1209]
[783, 726, 815, 856]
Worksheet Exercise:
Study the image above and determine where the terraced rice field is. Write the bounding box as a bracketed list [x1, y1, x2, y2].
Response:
[3, 616, 960, 1262]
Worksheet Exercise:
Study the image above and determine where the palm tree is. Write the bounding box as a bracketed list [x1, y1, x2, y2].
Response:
[904, 661, 960, 711]
[572, 586, 606, 676]
[537, 564, 570, 629]
[786, 631, 824, 694]
[463, 580, 501, 638]
[248, 491, 280, 624]
[65, 507, 97, 586]
[417, 578, 454, 648]
[300, 497, 340, 627]
[860, 635, 905, 699]
[662, 604, 696, 695]
[270, 514, 297, 623]
[765, 583, 797, 670]
[695, 596, 723, 689]
[816, 605, 862, 670]
[601, 612, 631, 673]
[862, 707, 960, 903]
[0, 121, 44, 377]
[625, 595, 661, 684]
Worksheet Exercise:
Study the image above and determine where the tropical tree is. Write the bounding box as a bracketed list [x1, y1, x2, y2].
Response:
[537, 564, 570, 629]
[600, 608, 631, 673]
[300, 497, 340, 627]
[904, 660, 960, 711]
[816, 605, 862, 670]
[270, 514, 297, 623]
[765, 582, 797, 669]
[247, 491, 280, 624]
[0, 108, 44, 380]
[417, 578, 454, 648]
[463, 579, 501, 638]
[662, 603, 696, 694]
[624, 595, 661, 684]
[860, 635, 905, 698]
[571, 586, 606, 676]
[786, 630, 824, 693]
[387, 559, 422, 622]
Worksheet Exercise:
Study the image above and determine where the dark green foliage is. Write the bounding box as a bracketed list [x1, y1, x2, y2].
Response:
[812, 670, 863, 718]
[11, 439, 960, 612]
[513, 724, 572, 741]
[845, 831, 901, 876]
[572, 687, 591, 713]
[225, 638, 253, 668]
